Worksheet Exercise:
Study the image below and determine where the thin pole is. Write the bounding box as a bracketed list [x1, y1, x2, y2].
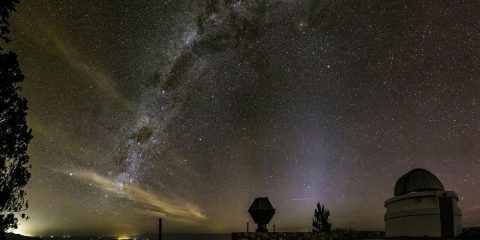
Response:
[159, 218, 162, 240]
[247, 221, 249, 232]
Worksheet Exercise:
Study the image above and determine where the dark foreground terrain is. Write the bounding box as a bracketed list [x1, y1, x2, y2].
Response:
[5, 233, 230, 240]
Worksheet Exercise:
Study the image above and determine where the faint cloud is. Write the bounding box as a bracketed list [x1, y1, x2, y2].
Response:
[66, 169, 207, 222]
[466, 204, 480, 212]
[22, 23, 128, 105]
[291, 197, 312, 201]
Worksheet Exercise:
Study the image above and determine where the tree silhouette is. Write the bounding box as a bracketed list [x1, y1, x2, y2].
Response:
[312, 202, 332, 232]
[0, 0, 20, 45]
[0, 0, 32, 237]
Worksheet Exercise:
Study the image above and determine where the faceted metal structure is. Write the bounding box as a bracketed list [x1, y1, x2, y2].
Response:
[248, 197, 275, 232]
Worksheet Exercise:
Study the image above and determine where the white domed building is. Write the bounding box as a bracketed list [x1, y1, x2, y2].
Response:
[384, 168, 462, 238]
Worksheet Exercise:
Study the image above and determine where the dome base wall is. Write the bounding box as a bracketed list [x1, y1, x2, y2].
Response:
[384, 191, 462, 238]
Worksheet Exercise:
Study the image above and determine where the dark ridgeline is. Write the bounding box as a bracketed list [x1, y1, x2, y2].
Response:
[4, 233, 231, 240]
[5, 233, 40, 240]
[248, 197, 275, 233]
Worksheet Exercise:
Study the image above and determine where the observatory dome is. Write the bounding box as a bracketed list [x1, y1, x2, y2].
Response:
[394, 168, 445, 196]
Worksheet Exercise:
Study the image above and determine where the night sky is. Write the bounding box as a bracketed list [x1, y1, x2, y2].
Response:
[7, 0, 480, 237]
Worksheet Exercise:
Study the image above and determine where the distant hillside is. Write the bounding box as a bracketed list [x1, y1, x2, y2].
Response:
[5, 233, 40, 240]
[5, 234, 116, 240]
[5, 233, 230, 240]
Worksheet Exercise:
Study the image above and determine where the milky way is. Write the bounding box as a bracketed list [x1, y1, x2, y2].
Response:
[7, 0, 480, 236]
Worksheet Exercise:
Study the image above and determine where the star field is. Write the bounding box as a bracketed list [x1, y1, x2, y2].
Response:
[6, 0, 480, 236]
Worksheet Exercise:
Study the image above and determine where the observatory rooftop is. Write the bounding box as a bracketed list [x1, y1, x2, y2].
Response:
[394, 168, 445, 196]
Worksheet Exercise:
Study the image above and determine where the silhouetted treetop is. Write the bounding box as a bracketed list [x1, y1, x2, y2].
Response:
[0, 0, 20, 46]
[313, 202, 332, 233]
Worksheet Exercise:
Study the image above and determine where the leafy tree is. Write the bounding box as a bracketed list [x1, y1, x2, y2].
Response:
[312, 202, 332, 232]
[0, 0, 20, 46]
[0, 0, 32, 237]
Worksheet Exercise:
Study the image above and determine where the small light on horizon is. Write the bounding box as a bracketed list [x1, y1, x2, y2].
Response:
[117, 235, 133, 240]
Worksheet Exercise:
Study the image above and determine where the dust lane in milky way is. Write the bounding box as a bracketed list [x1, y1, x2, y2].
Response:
[7, 0, 480, 236]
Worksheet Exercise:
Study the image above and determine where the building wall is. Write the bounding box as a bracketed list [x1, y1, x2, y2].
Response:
[385, 214, 441, 237]
[385, 193, 439, 211]
[454, 214, 462, 236]
[384, 191, 462, 238]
